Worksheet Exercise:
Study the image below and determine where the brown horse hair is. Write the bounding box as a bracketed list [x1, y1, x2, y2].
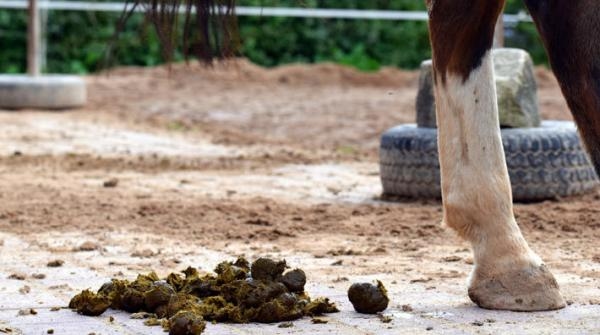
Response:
[426, 0, 505, 85]
[523, 0, 600, 174]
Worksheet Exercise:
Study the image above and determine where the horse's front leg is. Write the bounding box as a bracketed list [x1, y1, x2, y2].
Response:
[426, 0, 565, 311]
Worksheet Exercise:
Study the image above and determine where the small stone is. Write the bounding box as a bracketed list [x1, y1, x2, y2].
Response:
[130, 312, 155, 319]
[472, 321, 485, 326]
[49, 284, 71, 290]
[401, 304, 413, 312]
[103, 178, 119, 188]
[8, 273, 26, 280]
[32, 273, 46, 279]
[19, 285, 31, 294]
[333, 277, 349, 283]
[311, 318, 328, 324]
[17, 308, 37, 316]
[372, 246, 387, 254]
[76, 241, 100, 252]
[278, 322, 293, 328]
[47, 260, 64, 267]
[47, 330, 54, 334]
[131, 249, 157, 258]
[378, 313, 392, 323]
[409, 277, 432, 284]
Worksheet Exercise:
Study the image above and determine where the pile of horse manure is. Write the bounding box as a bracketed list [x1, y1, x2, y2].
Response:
[69, 257, 338, 334]
[347, 281, 389, 314]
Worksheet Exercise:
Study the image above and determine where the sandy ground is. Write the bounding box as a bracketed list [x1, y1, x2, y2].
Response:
[0, 60, 599, 334]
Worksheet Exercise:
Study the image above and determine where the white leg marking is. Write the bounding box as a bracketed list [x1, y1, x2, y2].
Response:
[433, 52, 539, 273]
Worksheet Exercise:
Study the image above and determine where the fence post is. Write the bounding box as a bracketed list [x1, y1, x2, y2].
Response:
[27, 0, 41, 76]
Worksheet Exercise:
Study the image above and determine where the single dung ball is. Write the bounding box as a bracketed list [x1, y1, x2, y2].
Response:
[167, 293, 199, 318]
[251, 258, 287, 281]
[168, 310, 206, 335]
[69, 290, 110, 316]
[280, 269, 306, 292]
[121, 288, 145, 313]
[144, 281, 176, 311]
[347, 281, 389, 314]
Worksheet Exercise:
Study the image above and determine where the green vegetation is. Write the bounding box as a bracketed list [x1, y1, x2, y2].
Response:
[0, 0, 548, 74]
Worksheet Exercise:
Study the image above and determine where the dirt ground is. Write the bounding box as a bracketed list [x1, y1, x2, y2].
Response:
[1, 60, 599, 334]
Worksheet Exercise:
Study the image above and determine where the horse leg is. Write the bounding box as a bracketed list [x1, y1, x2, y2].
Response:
[523, 0, 600, 174]
[426, 0, 565, 311]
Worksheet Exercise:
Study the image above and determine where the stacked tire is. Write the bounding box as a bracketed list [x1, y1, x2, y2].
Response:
[380, 121, 599, 201]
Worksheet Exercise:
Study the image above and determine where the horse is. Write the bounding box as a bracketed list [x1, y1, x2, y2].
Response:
[131, 0, 600, 311]
[427, 0, 599, 311]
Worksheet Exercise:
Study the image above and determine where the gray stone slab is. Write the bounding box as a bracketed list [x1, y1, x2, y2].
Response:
[416, 48, 541, 129]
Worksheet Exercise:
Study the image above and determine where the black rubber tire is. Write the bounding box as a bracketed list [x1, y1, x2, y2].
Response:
[380, 121, 599, 201]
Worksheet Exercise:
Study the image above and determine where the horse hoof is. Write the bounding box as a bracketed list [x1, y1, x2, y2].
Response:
[468, 263, 566, 311]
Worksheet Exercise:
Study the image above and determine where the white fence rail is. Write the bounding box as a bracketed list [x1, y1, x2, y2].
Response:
[0, 1, 532, 24]
[1, 0, 533, 74]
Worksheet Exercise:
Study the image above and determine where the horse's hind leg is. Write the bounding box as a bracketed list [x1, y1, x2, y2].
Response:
[426, 0, 565, 311]
[524, 0, 600, 174]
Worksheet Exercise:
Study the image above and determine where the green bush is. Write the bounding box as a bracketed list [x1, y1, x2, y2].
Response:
[0, 1, 548, 74]
[0, 10, 171, 73]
